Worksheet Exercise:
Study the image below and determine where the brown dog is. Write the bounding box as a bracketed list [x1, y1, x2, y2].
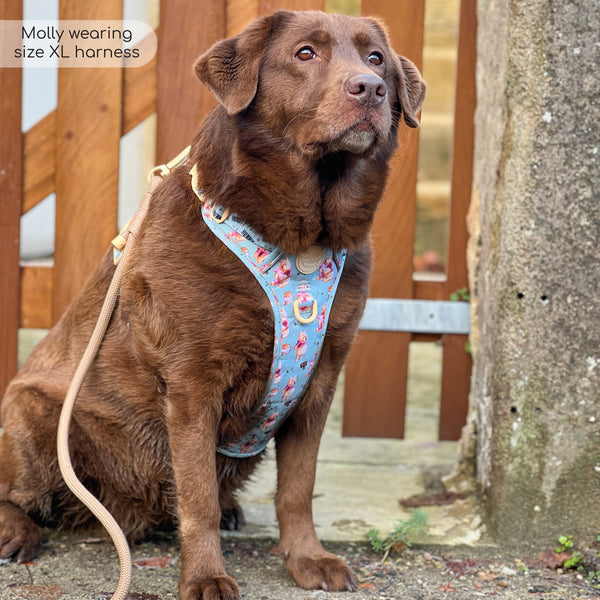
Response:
[0, 10, 424, 600]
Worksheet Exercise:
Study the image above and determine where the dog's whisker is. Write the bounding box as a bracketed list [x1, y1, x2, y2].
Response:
[281, 108, 319, 137]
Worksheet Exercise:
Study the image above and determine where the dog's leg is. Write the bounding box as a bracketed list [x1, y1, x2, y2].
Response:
[167, 395, 240, 600]
[219, 489, 245, 532]
[0, 501, 42, 563]
[274, 383, 357, 592]
[0, 434, 43, 563]
[217, 454, 263, 532]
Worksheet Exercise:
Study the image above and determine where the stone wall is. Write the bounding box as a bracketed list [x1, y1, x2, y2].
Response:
[470, 0, 600, 545]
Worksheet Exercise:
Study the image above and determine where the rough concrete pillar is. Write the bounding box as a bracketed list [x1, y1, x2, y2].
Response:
[471, 0, 600, 545]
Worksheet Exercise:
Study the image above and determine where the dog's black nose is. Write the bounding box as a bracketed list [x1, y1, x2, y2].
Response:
[345, 73, 386, 105]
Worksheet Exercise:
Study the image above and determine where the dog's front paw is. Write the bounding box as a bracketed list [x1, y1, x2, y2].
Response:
[179, 574, 240, 600]
[0, 501, 43, 563]
[286, 553, 357, 592]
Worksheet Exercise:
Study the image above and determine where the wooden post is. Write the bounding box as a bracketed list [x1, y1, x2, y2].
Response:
[0, 1, 22, 400]
[155, 0, 225, 164]
[343, 0, 425, 438]
[439, 0, 476, 440]
[258, 0, 324, 11]
[53, 1, 124, 322]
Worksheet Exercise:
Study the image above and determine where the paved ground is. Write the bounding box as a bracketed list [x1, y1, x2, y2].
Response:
[4, 338, 600, 598]
[2, 531, 600, 599]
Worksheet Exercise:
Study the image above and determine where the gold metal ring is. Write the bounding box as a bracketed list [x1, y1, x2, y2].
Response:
[210, 205, 230, 223]
[293, 299, 318, 324]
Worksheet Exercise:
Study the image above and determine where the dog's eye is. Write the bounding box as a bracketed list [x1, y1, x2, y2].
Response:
[296, 46, 316, 61]
[368, 52, 383, 66]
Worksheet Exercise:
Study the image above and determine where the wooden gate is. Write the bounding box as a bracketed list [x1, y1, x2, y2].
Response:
[344, 0, 475, 441]
[0, 0, 475, 440]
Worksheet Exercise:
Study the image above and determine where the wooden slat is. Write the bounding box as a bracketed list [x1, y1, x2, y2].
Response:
[156, 0, 225, 165]
[20, 265, 53, 329]
[343, 0, 425, 439]
[0, 0, 22, 401]
[258, 0, 324, 12]
[414, 278, 445, 302]
[122, 31, 159, 135]
[227, 0, 259, 37]
[23, 112, 55, 213]
[53, 0, 123, 322]
[439, 0, 476, 440]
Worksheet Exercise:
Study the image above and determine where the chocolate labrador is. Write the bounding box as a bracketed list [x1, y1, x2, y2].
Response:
[0, 10, 424, 600]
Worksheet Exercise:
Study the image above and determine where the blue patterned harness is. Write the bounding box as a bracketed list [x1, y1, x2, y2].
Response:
[190, 179, 346, 458]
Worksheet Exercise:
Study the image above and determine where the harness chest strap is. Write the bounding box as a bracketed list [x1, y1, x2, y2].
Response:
[190, 165, 347, 458]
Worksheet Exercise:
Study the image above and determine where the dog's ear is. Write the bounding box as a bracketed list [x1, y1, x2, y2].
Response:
[364, 17, 425, 128]
[396, 55, 426, 128]
[194, 15, 273, 115]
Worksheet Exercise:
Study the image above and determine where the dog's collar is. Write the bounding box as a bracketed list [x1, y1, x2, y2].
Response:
[189, 167, 346, 457]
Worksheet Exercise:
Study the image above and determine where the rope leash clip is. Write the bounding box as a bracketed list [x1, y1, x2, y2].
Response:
[112, 145, 191, 265]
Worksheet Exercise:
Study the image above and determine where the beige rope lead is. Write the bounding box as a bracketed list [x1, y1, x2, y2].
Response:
[56, 146, 190, 600]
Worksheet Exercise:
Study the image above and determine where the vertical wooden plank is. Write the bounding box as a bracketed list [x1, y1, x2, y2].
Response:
[343, 0, 425, 439]
[259, 0, 324, 12]
[439, 0, 476, 440]
[156, 0, 225, 164]
[0, 1, 22, 401]
[121, 31, 158, 135]
[53, 1, 123, 322]
[227, 0, 259, 37]
[20, 265, 53, 329]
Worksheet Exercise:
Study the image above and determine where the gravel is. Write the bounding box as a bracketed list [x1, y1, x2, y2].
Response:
[2, 530, 600, 599]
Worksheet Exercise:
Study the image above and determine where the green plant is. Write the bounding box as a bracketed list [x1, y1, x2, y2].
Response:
[563, 551, 583, 570]
[556, 535, 585, 572]
[587, 570, 600, 587]
[586, 535, 600, 589]
[367, 509, 429, 561]
[450, 286, 471, 302]
[556, 534, 574, 553]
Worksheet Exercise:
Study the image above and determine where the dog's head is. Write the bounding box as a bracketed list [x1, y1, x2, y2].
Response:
[195, 10, 425, 159]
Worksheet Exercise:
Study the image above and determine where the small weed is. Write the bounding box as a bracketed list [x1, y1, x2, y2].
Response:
[367, 509, 429, 561]
[557, 534, 583, 570]
[556, 534, 574, 553]
[563, 551, 584, 570]
[450, 286, 471, 302]
[557, 533, 600, 589]
[587, 570, 600, 588]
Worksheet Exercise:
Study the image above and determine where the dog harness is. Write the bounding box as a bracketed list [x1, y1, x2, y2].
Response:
[190, 176, 346, 458]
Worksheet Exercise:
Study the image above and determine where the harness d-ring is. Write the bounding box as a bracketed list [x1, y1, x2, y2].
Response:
[210, 205, 230, 223]
[294, 299, 318, 324]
